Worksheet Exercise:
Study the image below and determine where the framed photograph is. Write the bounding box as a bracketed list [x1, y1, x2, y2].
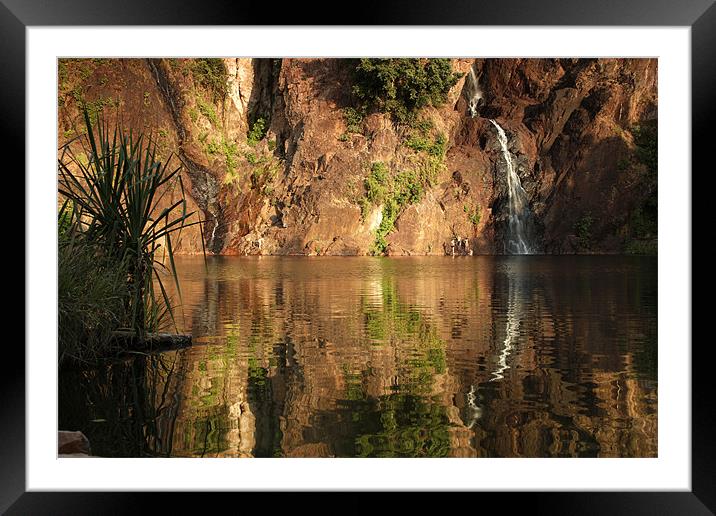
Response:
[6, 0, 707, 512]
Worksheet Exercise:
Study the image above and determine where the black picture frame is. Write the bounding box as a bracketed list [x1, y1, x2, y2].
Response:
[4, 0, 706, 513]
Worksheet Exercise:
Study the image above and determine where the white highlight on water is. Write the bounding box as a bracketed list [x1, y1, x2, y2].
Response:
[466, 66, 483, 118]
[490, 283, 521, 382]
[465, 384, 482, 428]
[490, 262, 526, 383]
[489, 119, 532, 255]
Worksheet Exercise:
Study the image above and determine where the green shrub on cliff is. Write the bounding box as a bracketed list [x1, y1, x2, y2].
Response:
[363, 160, 438, 254]
[352, 59, 463, 124]
[249, 155, 279, 193]
[197, 98, 218, 125]
[402, 118, 447, 188]
[574, 213, 594, 250]
[371, 198, 400, 255]
[206, 140, 219, 155]
[343, 107, 364, 134]
[192, 58, 228, 102]
[404, 119, 446, 156]
[223, 146, 280, 194]
[364, 162, 389, 204]
[247, 117, 268, 146]
[464, 204, 481, 226]
[220, 137, 239, 172]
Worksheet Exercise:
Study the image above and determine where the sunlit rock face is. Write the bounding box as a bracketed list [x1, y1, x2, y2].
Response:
[58, 58, 657, 255]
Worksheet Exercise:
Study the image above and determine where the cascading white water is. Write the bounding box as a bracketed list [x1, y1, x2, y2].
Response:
[489, 119, 533, 255]
[466, 66, 483, 118]
[208, 219, 218, 251]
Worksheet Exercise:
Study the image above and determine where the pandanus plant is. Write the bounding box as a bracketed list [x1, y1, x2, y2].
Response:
[58, 110, 202, 339]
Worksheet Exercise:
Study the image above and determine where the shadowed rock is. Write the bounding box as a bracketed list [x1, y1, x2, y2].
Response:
[58, 430, 91, 456]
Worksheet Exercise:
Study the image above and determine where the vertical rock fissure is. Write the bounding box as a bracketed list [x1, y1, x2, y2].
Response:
[147, 58, 226, 254]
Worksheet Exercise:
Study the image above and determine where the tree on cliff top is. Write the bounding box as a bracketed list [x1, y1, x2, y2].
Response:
[352, 58, 463, 124]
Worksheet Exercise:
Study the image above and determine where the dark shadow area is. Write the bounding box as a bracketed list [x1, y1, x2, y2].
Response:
[58, 353, 184, 457]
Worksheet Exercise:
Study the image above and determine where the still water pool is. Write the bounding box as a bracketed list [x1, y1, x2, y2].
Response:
[59, 256, 657, 457]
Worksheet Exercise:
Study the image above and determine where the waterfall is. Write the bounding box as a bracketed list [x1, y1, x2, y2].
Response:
[466, 65, 483, 118]
[489, 119, 533, 255]
[209, 219, 218, 251]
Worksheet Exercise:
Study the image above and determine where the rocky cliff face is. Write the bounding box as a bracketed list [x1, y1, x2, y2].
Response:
[58, 57, 657, 255]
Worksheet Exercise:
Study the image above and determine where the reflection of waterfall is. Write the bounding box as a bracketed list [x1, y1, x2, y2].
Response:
[490, 280, 521, 381]
[489, 120, 534, 255]
[466, 65, 483, 117]
[465, 384, 482, 428]
[490, 262, 523, 382]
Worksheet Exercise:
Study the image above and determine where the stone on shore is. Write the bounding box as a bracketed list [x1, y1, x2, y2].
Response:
[58, 430, 91, 456]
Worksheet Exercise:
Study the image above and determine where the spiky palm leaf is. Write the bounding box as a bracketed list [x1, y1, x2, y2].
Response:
[58, 110, 202, 338]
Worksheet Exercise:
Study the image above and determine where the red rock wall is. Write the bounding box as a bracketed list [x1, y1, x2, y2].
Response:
[58, 58, 657, 255]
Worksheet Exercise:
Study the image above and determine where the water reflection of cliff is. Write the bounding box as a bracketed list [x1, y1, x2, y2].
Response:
[60, 256, 657, 458]
[464, 258, 658, 457]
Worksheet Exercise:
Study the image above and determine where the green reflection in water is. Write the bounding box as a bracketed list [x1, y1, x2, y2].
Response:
[59, 256, 659, 458]
[350, 394, 452, 457]
[336, 275, 453, 457]
[360, 274, 447, 396]
[190, 407, 230, 457]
